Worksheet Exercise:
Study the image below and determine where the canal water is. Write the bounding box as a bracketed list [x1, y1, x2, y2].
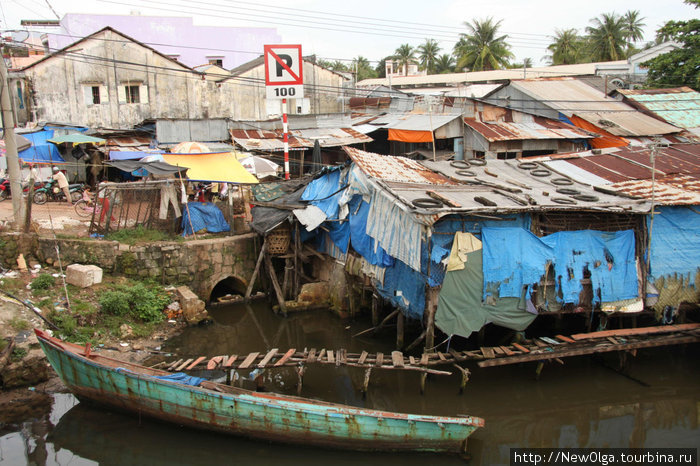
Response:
[2, 301, 699, 465]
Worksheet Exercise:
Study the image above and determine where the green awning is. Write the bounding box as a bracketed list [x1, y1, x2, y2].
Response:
[48, 133, 106, 146]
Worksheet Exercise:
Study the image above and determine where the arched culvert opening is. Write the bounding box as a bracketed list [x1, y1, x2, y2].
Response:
[209, 275, 247, 303]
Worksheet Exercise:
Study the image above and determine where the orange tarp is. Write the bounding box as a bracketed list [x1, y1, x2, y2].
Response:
[387, 129, 434, 143]
[569, 115, 629, 149]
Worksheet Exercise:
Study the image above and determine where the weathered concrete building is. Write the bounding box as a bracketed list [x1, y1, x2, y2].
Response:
[16, 27, 203, 128]
[216, 57, 351, 120]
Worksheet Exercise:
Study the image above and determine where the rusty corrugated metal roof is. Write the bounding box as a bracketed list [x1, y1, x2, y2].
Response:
[574, 110, 680, 137]
[618, 87, 700, 130]
[230, 128, 370, 152]
[344, 147, 455, 185]
[464, 116, 595, 142]
[607, 174, 700, 205]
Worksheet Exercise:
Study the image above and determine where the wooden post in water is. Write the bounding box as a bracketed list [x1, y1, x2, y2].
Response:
[396, 312, 404, 349]
[371, 293, 380, 326]
[424, 288, 439, 353]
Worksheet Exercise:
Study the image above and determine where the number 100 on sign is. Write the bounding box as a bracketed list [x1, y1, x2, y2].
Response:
[267, 85, 304, 100]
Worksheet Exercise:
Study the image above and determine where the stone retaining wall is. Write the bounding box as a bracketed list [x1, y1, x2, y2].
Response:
[0, 232, 257, 300]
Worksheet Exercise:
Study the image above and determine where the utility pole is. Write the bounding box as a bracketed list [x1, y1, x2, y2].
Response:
[0, 47, 24, 228]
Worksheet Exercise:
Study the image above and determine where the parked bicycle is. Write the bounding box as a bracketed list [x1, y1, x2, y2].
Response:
[73, 189, 102, 218]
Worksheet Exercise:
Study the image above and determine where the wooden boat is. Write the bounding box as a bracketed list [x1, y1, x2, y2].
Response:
[36, 329, 484, 453]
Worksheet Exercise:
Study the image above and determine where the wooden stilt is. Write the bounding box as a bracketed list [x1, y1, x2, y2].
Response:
[282, 257, 292, 300]
[244, 240, 267, 300]
[420, 372, 427, 395]
[362, 367, 372, 396]
[424, 288, 439, 353]
[371, 293, 380, 326]
[535, 361, 545, 380]
[264, 252, 288, 316]
[396, 311, 405, 349]
[296, 365, 306, 395]
[294, 222, 301, 297]
[453, 364, 470, 393]
[405, 330, 426, 351]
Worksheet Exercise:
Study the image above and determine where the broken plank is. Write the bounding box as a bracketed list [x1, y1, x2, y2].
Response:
[448, 349, 467, 362]
[224, 355, 238, 368]
[274, 348, 296, 367]
[258, 348, 279, 368]
[318, 349, 326, 362]
[176, 358, 194, 371]
[571, 323, 700, 341]
[533, 339, 549, 348]
[480, 347, 495, 359]
[492, 347, 505, 355]
[186, 356, 207, 370]
[391, 351, 404, 368]
[207, 356, 223, 370]
[556, 334, 576, 344]
[375, 352, 384, 367]
[307, 348, 317, 363]
[500, 346, 515, 356]
[409, 356, 416, 365]
[419, 353, 429, 365]
[606, 336, 619, 345]
[437, 352, 447, 361]
[238, 352, 260, 370]
[167, 359, 183, 371]
[358, 351, 369, 365]
[327, 350, 335, 364]
[512, 343, 530, 353]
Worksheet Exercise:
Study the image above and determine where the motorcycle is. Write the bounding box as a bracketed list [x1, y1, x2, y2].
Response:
[33, 179, 84, 205]
[0, 178, 43, 201]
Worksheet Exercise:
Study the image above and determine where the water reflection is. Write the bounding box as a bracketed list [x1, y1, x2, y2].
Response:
[1, 300, 699, 465]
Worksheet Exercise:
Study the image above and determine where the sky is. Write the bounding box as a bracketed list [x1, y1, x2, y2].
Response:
[1, 0, 697, 66]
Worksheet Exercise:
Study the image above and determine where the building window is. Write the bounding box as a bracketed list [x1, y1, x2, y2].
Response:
[83, 84, 108, 106]
[125, 85, 140, 103]
[91, 86, 101, 104]
[207, 57, 224, 67]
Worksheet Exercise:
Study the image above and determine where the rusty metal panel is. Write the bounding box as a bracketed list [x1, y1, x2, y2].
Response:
[464, 117, 594, 142]
[231, 128, 371, 151]
[618, 87, 700, 130]
[609, 174, 700, 205]
[344, 147, 455, 185]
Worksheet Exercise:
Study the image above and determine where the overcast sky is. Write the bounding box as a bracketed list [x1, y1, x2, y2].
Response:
[2, 0, 697, 66]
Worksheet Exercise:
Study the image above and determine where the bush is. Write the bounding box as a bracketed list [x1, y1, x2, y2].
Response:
[99, 290, 130, 316]
[31, 274, 56, 291]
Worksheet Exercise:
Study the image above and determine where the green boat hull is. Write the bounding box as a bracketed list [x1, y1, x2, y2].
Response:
[36, 330, 483, 452]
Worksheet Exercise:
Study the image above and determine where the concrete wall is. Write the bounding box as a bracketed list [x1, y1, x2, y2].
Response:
[214, 61, 349, 120]
[0, 232, 257, 301]
[23, 29, 200, 128]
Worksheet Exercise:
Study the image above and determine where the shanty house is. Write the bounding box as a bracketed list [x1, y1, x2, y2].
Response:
[15, 27, 204, 128]
[614, 87, 700, 136]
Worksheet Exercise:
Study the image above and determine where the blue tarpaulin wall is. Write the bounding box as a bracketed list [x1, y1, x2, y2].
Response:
[181, 202, 230, 236]
[647, 206, 700, 280]
[17, 130, 66, 165]
[482, 227, 639, 305]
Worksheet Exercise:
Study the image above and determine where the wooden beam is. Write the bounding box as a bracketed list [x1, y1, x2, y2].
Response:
[238, 352, 260, 369]
[264, 251, 288, 316]
[571, 323, 700, 340]
[274, 348, 296, 367]
[244, 240, 267, 300]
[258, 348, 279, 368]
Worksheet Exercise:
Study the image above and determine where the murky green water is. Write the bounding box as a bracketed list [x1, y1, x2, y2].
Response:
[2, 301, 699, 465]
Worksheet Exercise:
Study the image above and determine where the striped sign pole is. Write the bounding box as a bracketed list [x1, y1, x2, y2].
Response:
[283, 98, 290, 180]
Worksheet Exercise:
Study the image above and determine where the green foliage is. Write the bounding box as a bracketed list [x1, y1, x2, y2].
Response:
[454, 17, 513, 71]
[99, 282, 168, 323]
[105, 226, 177, 245]
[393, 43, 417, 75]
[586, 13, 627, 61]
[547, 29, 586, 65]
[435, 54, 455, 74]
[31, 273, 56, 291]
[645, 19, 700, 90]
[417, 39, 441, 73]
[352, 56, 377, 81]
[11, 347, 27, 363]
[9, 317, 30, 331]
[1, 278, 23, 293]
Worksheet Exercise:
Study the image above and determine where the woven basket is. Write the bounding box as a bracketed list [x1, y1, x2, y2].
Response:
[267, 225, 291, 255]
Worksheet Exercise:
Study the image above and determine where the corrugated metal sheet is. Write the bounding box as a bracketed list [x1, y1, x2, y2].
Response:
[618, 87, 700, 130]
[385, 114, 460, 131]
[231, 128, 371, 151]
[156, 119, 230, 144]
[509, 79, 681, 136]
[574, 111, 680, 137]
[344, 147, 455, 185]
[607, 175, 700, 205]
[463, 115, 595, 142]
[105, 136, 152, 150]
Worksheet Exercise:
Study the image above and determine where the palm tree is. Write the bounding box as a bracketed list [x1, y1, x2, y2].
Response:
[352, 56, 376, 81]
[417, 39, 440, 73]
[586, 13, 626, 61]
[393, 43, 416, 76]
[622, 10, 646, 43]
[435, 54, 455, 74]
[547, 28, 584, 64]
[453, 17, 513, 71]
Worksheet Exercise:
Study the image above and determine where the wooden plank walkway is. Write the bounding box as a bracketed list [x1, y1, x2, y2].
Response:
[162, 323, 700, 374]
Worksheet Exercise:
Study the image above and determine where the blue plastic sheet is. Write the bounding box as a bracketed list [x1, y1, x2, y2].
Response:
[542, 230, 638, 305]
[647, 206, 700, 280]
[301, 168, 345, 219]
[348, 196, 393, 266]
[375, 258, 426, 319]
[181, 202, 230, 236]
[153, 372, 205, 386]
[18, 130, 66, 165]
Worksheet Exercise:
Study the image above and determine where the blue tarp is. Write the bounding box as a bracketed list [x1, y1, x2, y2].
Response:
[301, 168, 345, 219]
[181, 202, 230, 236]
[647, 206, 700, 280]
[375, 258, 426, 319]
[482, 227, 639, 305]
[348, 196, 393, 267]
[18, 130, 66, 165]
[542, 230, 638, 305]
[153, 372, 205, 386]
